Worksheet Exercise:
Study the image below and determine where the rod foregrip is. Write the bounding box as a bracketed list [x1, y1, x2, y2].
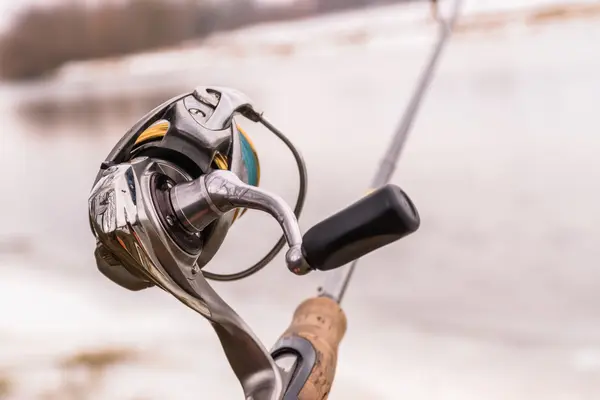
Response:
[279, 297, 347, 400]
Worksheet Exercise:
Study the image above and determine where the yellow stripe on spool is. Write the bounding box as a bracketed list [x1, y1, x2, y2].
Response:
[213, 153, 229, 170]
[134, 120, 170, 145]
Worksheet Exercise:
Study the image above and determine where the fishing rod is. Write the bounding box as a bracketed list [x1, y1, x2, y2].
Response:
[319, 0, 464, 303]
[269, 1, 463, 398]
[87, 1, 461, 399]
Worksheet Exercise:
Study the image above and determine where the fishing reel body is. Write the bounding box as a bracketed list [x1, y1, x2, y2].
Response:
[91, 87, 273, 290]
[88, 86, 421, 400]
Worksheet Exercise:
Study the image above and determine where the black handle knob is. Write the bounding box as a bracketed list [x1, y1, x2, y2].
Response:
[302, 184, 420, 271]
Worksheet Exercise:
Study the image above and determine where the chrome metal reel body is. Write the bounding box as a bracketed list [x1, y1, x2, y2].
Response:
[92, 87, 261, 274]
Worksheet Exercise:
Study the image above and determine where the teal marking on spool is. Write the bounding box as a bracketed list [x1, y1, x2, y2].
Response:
[239, 133, 259, 187]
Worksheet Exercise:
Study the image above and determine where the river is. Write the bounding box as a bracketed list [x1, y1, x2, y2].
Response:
[0, 4, 600, 399]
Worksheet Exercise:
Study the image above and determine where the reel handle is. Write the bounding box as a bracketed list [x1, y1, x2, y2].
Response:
[302, 184, 420, 271]
[172, 174, 419, 275]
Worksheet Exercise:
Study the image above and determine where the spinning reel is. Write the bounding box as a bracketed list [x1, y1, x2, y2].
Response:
[88, 86, 420, 399]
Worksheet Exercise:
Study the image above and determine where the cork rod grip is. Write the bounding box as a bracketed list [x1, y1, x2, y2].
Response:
[278, 297, 347, 400]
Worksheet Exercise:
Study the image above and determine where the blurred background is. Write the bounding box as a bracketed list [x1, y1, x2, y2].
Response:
[1, 0, 600, 398]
